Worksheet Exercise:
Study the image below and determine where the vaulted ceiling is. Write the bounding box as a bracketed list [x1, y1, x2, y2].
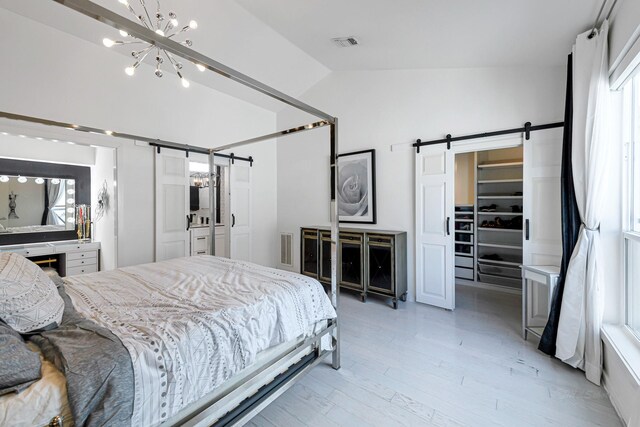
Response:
[236, 0, 603, 70]
[1, 0, 603, 111]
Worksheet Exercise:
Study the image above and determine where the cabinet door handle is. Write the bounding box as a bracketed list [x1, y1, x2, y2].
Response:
[525, 219, 530, 240]
[232, 214, 236, 227]
[186, 215, 190, 231]
[196, 237, 206, 240]
[446, 217, 451, 236]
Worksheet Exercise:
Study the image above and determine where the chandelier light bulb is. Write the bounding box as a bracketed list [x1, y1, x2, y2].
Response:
[181, 78, 190, 88]
[189, 20, 198, 29]
[125, 66, 136, 76]
[119, 30, 129, 37]
[118, 0, 129, 6]
[196, 64, 205, 72]
[103, 38, 116, 47]
[170, 18, 178, 27]
[17, 177, 27, 184]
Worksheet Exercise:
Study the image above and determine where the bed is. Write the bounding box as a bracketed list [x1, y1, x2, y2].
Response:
[0, 254, 337, 427]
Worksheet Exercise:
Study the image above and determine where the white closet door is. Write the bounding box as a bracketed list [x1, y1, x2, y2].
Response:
[155, 148, 189, 261]
[523, 128, 563, 266]
[415, 145, 455, 309]
[523, 129, 563, 327]
[229, 162, 252, 262]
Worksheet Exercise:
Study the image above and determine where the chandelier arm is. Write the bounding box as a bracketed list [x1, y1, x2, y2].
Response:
[134, 46, 154, 67]
[163, 50, 186, 82]
[126, 4, 152, 30]
[138, 0, 154, 32]
[163, 50, 179, 70]
[132, 45, 153, 58]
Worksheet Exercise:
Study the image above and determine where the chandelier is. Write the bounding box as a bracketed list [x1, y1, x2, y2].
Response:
[102, 0, 202, 88]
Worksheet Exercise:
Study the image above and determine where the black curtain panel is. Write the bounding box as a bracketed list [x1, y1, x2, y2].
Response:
[538, 54, 582, 356]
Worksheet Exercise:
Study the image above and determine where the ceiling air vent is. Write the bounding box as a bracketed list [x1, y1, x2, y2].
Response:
[332, 37, 359, 48]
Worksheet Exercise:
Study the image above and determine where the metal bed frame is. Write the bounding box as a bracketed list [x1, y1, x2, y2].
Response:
[2, 0, 341, 425]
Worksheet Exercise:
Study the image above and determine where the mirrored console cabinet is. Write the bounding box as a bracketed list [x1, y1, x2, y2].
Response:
[301, 227, 407, 309]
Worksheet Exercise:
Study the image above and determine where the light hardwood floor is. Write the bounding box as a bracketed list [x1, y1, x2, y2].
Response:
[249, 286, 622, 427]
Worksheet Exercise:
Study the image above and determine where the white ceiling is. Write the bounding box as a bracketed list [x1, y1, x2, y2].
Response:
[235, 0, 603, 70]
[0, 0, 604, 113]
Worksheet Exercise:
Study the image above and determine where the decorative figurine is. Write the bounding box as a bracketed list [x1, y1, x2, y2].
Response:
[8, 191, 19, 219]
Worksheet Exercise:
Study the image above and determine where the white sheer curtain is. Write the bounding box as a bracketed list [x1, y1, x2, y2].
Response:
[556, 20, 611, 385]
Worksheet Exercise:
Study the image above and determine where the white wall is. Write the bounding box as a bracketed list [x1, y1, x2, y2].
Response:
[91, 146, 117, 271]
[0, 9, 279, 268]
[277, 67, 566, 300]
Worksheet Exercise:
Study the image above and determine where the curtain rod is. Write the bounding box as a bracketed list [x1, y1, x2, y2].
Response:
[588, 0, 618, 39]
[413, 121, 564, 153]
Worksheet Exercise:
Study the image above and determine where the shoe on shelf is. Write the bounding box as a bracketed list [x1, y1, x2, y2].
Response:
[479, 204, 498, 212]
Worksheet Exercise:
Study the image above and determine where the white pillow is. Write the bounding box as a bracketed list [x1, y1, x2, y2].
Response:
[0, 253, 64, 333]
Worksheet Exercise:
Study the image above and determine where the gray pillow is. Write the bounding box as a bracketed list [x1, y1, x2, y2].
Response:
[0, 321, 42, 395]
[0, 252, 64, 333]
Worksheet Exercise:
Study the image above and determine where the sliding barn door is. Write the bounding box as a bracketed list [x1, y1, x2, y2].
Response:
[415, 145, 455, 309]
[155, 148, 189, 261]
[523, 128, 563, 327]
[229, 161, 252, 262]
[523, 128, 563, 265]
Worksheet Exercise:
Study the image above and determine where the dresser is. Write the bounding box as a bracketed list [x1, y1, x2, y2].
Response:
[301, 227, 407, 309]
[190, 226, 210, 256]
[0, 241, 101, 277]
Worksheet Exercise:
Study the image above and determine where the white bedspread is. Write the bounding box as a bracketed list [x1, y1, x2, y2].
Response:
[64, 256, 336, 427]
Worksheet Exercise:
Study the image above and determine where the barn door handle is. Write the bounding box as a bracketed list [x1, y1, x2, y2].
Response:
[525, 219, 530, 240]
[186, 215, 190, 231]
[446, 217, 450, 236]
[232, 214, 236, 227]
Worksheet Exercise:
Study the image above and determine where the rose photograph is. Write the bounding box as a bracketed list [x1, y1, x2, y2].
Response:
[337, 149, 376, 224]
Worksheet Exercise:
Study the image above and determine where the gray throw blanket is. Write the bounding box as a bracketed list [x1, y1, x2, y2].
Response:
[28, 276, 134, 427]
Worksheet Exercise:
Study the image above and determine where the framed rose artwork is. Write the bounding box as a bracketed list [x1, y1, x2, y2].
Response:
[337, 149, 376, 224]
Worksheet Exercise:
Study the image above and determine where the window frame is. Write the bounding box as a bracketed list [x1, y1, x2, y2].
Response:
[623, 73, 640, 340]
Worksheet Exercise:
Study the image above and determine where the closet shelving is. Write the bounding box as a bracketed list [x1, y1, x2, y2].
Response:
[475, 159, 523, 291]
[454, 204, 475, 283]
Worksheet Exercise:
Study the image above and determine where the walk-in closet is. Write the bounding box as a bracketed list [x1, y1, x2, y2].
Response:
[454, 147, 524, 295]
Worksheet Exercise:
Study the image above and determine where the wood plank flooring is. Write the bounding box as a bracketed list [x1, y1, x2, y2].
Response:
[248, 286, 622, 427]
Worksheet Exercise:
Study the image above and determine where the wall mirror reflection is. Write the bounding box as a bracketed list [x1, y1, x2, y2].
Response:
[0, 175, 76, 234]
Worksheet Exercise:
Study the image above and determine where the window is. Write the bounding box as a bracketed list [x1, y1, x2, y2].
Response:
[624, 72, 640, 338]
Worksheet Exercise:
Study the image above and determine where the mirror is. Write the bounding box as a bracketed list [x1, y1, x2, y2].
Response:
[0, 175, 76, 234]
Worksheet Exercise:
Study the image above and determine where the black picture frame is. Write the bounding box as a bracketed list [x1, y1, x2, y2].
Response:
[337, 149, 376, 224]
[0, 158, 91, 245]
